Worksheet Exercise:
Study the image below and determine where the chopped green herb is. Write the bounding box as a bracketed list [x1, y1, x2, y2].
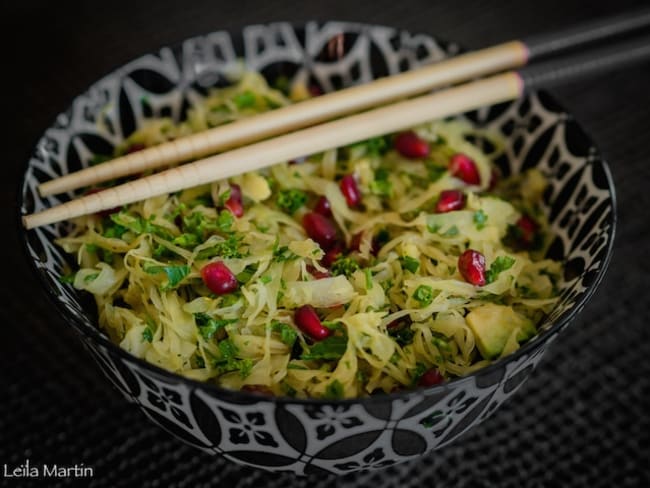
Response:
[473, 209, 488, 230]
[364, 268, 374, 290]
[272, 245, 299, 262]
[233, 90, 256, 109]
[276, 189, 307, 215]
[58, 272, 76, 284]
[369, 179, 392, 197]
[271, 321, 298, 347]
[238, 359, 254, 378]
[173, 233, 199, 248]
[217, 187, 232, 206]
[432, 336, 451, 352]
[411, 362, 428, 386]
[400, 255, 420, 273]
[103, 220, 128, 239]
[89, 154, 112, 166]
[84, 273, 99, 283]
[486, 256, 516, 283]
[142, 326, 154, 343]
[413, 284, 434, 307]
[440, 225, 459, 237]
[236, 264, 257, 284]
[301, 335, 348, 360]
[425, 161, 447, 182]
[324, 379, 344, 399]
[216, 210, 234, 232]
[218, 339, 238, 360]
[346, 135, 389, 157]
[110, 213, 174, 240]
[220, 292, 242, 308]
[331, 256, 360, 277]
[144, 264, 190, 289]
[195, 313, 237, 341]
[287, 363, 308, 370]
[196, 235, 243, 260]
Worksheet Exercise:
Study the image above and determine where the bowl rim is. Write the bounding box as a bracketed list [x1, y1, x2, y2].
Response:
[17, 20, 618, 406]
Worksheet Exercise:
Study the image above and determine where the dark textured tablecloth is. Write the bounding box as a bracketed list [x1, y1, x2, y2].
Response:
[3, 0, 649, 486]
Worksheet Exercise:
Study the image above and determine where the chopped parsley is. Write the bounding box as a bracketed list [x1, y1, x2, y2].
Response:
[400, 256, 420, 273]
[271, 321, 298, 347]
[346, 135, 389, 157]
[411, 362, 428, 386]
[144, 264, 190, 289]
[276, 189, 307, 215]
[233, 90, 256, 109]
[272, 245, 299, 262]
[330, 256, 360, 277]
[364, 268, 374, 290]
[110, 212, 173, 241]
[142, 326, 154, 343]
[83, 273, 99, 283]
[440, 225, 459, 237]
[324, 379, 344, 399]
[412, 284, 435, 307]
[195, 313, 237, 341]
[196, 235, 244, 260]
[301, 335, 348, 360]
[486, 256, 516, 284]
[473, 209, 488, 230]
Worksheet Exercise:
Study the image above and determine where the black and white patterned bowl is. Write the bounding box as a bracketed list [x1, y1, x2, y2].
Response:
[19, 21, 616, 476]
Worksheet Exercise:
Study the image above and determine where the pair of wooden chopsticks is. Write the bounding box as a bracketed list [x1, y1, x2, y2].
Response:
[22, 8, 650, 230]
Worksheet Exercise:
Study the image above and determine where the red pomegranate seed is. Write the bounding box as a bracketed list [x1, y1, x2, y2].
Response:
[201, 261, 238, 295]
[488, 167, 500, 190]
[418, 368, 444, 387]
[224, 200, 243, 217]
[224, 183, 243, 217]
[449, 153, 481, 185]
[349, 232, 362, 252]
[242, 385, 273, 395]
[309, 84, 323, 97]
[294, 304, 331, 341]
[302, 212, 338, 250]
[126, 143, 146, 154]
[435, 189, 465, 213]
[314, 196, 332, 217]
[458, 249, 487, 286]
[306, 264, 331, 280]
[321, 244, 343, 268]
[394, 131, 430, 159]
[516, 215, 538, 246]
[340, 174, 361, 207]
[349, 232, 382, 256]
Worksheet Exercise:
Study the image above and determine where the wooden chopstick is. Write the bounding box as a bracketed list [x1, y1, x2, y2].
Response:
[22, 18, 650, 230]
[24, 72, 523, 229]
[35, 7, 650, 198]
[37, 41, 529, 197]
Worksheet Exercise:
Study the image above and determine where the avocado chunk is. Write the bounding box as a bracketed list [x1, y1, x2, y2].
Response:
[466, 303, 536, 359]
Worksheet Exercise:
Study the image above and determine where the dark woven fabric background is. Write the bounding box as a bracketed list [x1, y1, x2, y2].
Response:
[3, 0, 649, 486]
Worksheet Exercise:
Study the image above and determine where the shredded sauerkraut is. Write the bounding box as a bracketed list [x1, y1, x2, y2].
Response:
[56, 71, 563, 399]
